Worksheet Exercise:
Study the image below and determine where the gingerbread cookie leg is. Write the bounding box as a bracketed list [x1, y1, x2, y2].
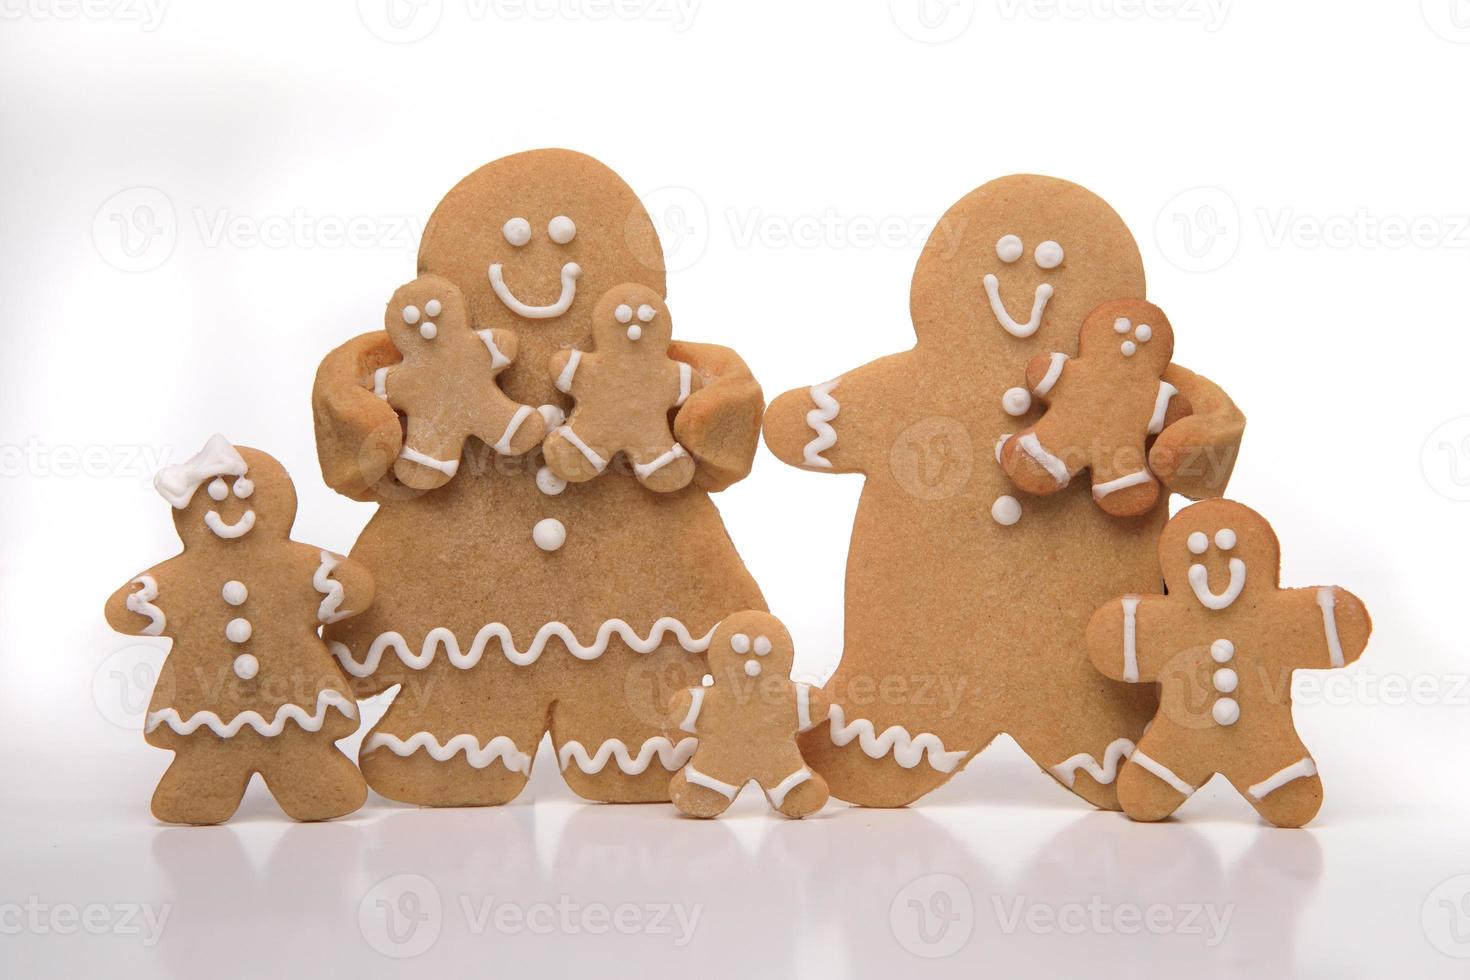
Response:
[1228, 740, 1324, 829]
[1088, 444, 1160, 518]
[799, 703, 981, 808]
[259, 733, 368, 822]
[1116, 733, 1211, 822]
[394, 415, 467, 491]
[763, 765, 829, 819]
[669, 767, 739, 818]
[629, 442, 695, 493]
[541, 424, 611, 483]
[150, 740, 253, 825]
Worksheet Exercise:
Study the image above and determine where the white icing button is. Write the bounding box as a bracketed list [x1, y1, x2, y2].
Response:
[208, 477, 228, 501]
[627, 325, 643, 341]
[1121, 341, 1137, 357]
[1188, 531, 1209, 555]
[420, 322, 437, 340]
[221, 580, 247, 605]
[424, 298, 442, 317]
[1212, 698, 1240, 726]
[731, 633, 751, 654]
[233, 654, 259, 681]
[753, 635, 772, 656]
[502, 217, 531, 246]
[995, 234, 1023, 263]
[700, 674, 714, 688]
[1001, 387, 1032, 416]
[402, 304, 421, 325]
[537, 404, 566, 430]
[614, 303, 633, 324]
[548, 215, 576, 244]
[535, 466, 566, 496]
[1213, 668, 1238, 693]
[744, 660, 762, 677]
[1215, 528, 1237, 550]
[532, 518, 566, 552]
[225, 617, 252, 644]
[1034, 240, 1064, 269]
[636, 304, 655, 322]
[1135, 324, 1152, 343]
[232, 477, 253, 499]
[1113, 317, 1131, 334]
[991, 495, 1022, 526]
[1211, 639, 1234, 663]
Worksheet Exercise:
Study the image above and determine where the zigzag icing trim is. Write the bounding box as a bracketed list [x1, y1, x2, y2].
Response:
[826, 705, 967, 772]
[802, 379, 840, 468]
[330, 616, 715, 677]
[314, 551, 350, 624]
[1050, 737, 1136, 788]
[146, 690, 357, 738]
[559, 736, 698, 775]
[363, 731, 532, 774]
[126, 575, 165, 636]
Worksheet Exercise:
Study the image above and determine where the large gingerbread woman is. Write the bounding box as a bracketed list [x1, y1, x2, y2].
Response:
[1086, 499, 1371, 827]
[104, 435, 373, 824]
[762, 174, 1246, 810]
[311, 150, 767, 806]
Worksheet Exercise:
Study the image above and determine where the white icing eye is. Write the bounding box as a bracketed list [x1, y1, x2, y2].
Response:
[614, 304, 633, 324]
[1135, 324, 1152, 343]
[1121, 341, 1137, 357]
[1211, 639, 1234, 662]
[1034, 240, 1064, 269]
[1215, 528, 1236, 550]
[730, 633, 751, 653]
[995, 234, 1023, 263]
[1187, 531, 1209, 554]
[744, 660, 762, 677]
[420, 322, 437, 340]
[547, 215, 576, 245]
[502, 217, 531, 247]
[232, 477, 253, 499]
[627, 325, 642, 341]
[1113, 317, 1131, 334]
[637, 304, 655, 322]
[402, 305, 421, 325]
[208, 477, 229, 501]
[424, 298, 442, 318]
[753, 636, 772, 656]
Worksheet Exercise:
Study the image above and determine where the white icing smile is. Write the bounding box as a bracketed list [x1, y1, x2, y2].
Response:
[983, 274, 1054, 338]
[487, 262, 582, 318]
[205, 509, 256, 539]
[1185, 527, 1246, 610]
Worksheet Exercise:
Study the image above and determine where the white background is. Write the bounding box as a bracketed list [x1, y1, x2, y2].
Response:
[2, 0, 1469, 975]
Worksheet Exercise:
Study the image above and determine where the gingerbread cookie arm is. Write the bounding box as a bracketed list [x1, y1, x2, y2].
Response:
[308, 547, 375, 626]
[1276, 586, 1372, 670]
[762, 351, 914, 476]
[668, 687, 701, 735]
[1149, 363, 1245, 500]
[668, 341, 760, 493]
[1023, 351, 1070, 404]
[796, 683, 830, 733]
[1086, 594, 1192, 684]
[104, 555, 183, 637]
[312, 330, 404, 501]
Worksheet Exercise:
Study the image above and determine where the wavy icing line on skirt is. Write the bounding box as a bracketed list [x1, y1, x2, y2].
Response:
[826, 705, 968, 772]
[363, 731, 532, 774]
[146, 689, 357, 738]
[329, 617, 716, 677]
[559, 736, 698, 775]
[1049, 737, 1136, 788]
[802, 379, 840, 468]
[313, 551, 350, 624]
[126, 575, 165, 636]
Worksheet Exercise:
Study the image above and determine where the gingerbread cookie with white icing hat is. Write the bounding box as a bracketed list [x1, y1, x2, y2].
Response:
[379, 275, 545, 490]
[543, 283, 700, 492]
[999, 298, 1190, 517]
[1086, 499, 1371, 827]
[667, 611, 830, 818]
[103, 435, 373, 824]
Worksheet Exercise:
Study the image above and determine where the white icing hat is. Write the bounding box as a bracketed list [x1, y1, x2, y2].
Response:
[154, 434, 248, 509]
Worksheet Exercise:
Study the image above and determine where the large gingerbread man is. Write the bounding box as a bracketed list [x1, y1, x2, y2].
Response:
[544, 283, 699, 492]
[311, 150, 767, 807]
[379, 275, 545, 490]
[104, 435, 373, 824]
[667, 611, 830, 818]
[1000, 298, 1189, 517]
[1086, 499, 1371, 827]
[763, 174, 1246, 811]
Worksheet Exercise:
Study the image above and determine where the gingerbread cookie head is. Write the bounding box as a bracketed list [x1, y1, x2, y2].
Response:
[154, 437, 294, 549]
[706, 611, 795, 683]
[1077, 298, 1175, 373]
[384, 274, 471, 356]
[1160, 499, 1279, 611]
[418, 149, 666, 406]
[908, 174, 1144, 355]
[592, 283, 671, 351]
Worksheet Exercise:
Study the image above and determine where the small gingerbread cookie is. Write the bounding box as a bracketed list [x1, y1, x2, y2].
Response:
[1000, 298, 1190, 517]
[542, 283, 700, 492]
[1086, 499, 1371, 827]
[379, 275, 545, 490]
[666, 611, 830, 818]
[103, 435, 373, 824]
